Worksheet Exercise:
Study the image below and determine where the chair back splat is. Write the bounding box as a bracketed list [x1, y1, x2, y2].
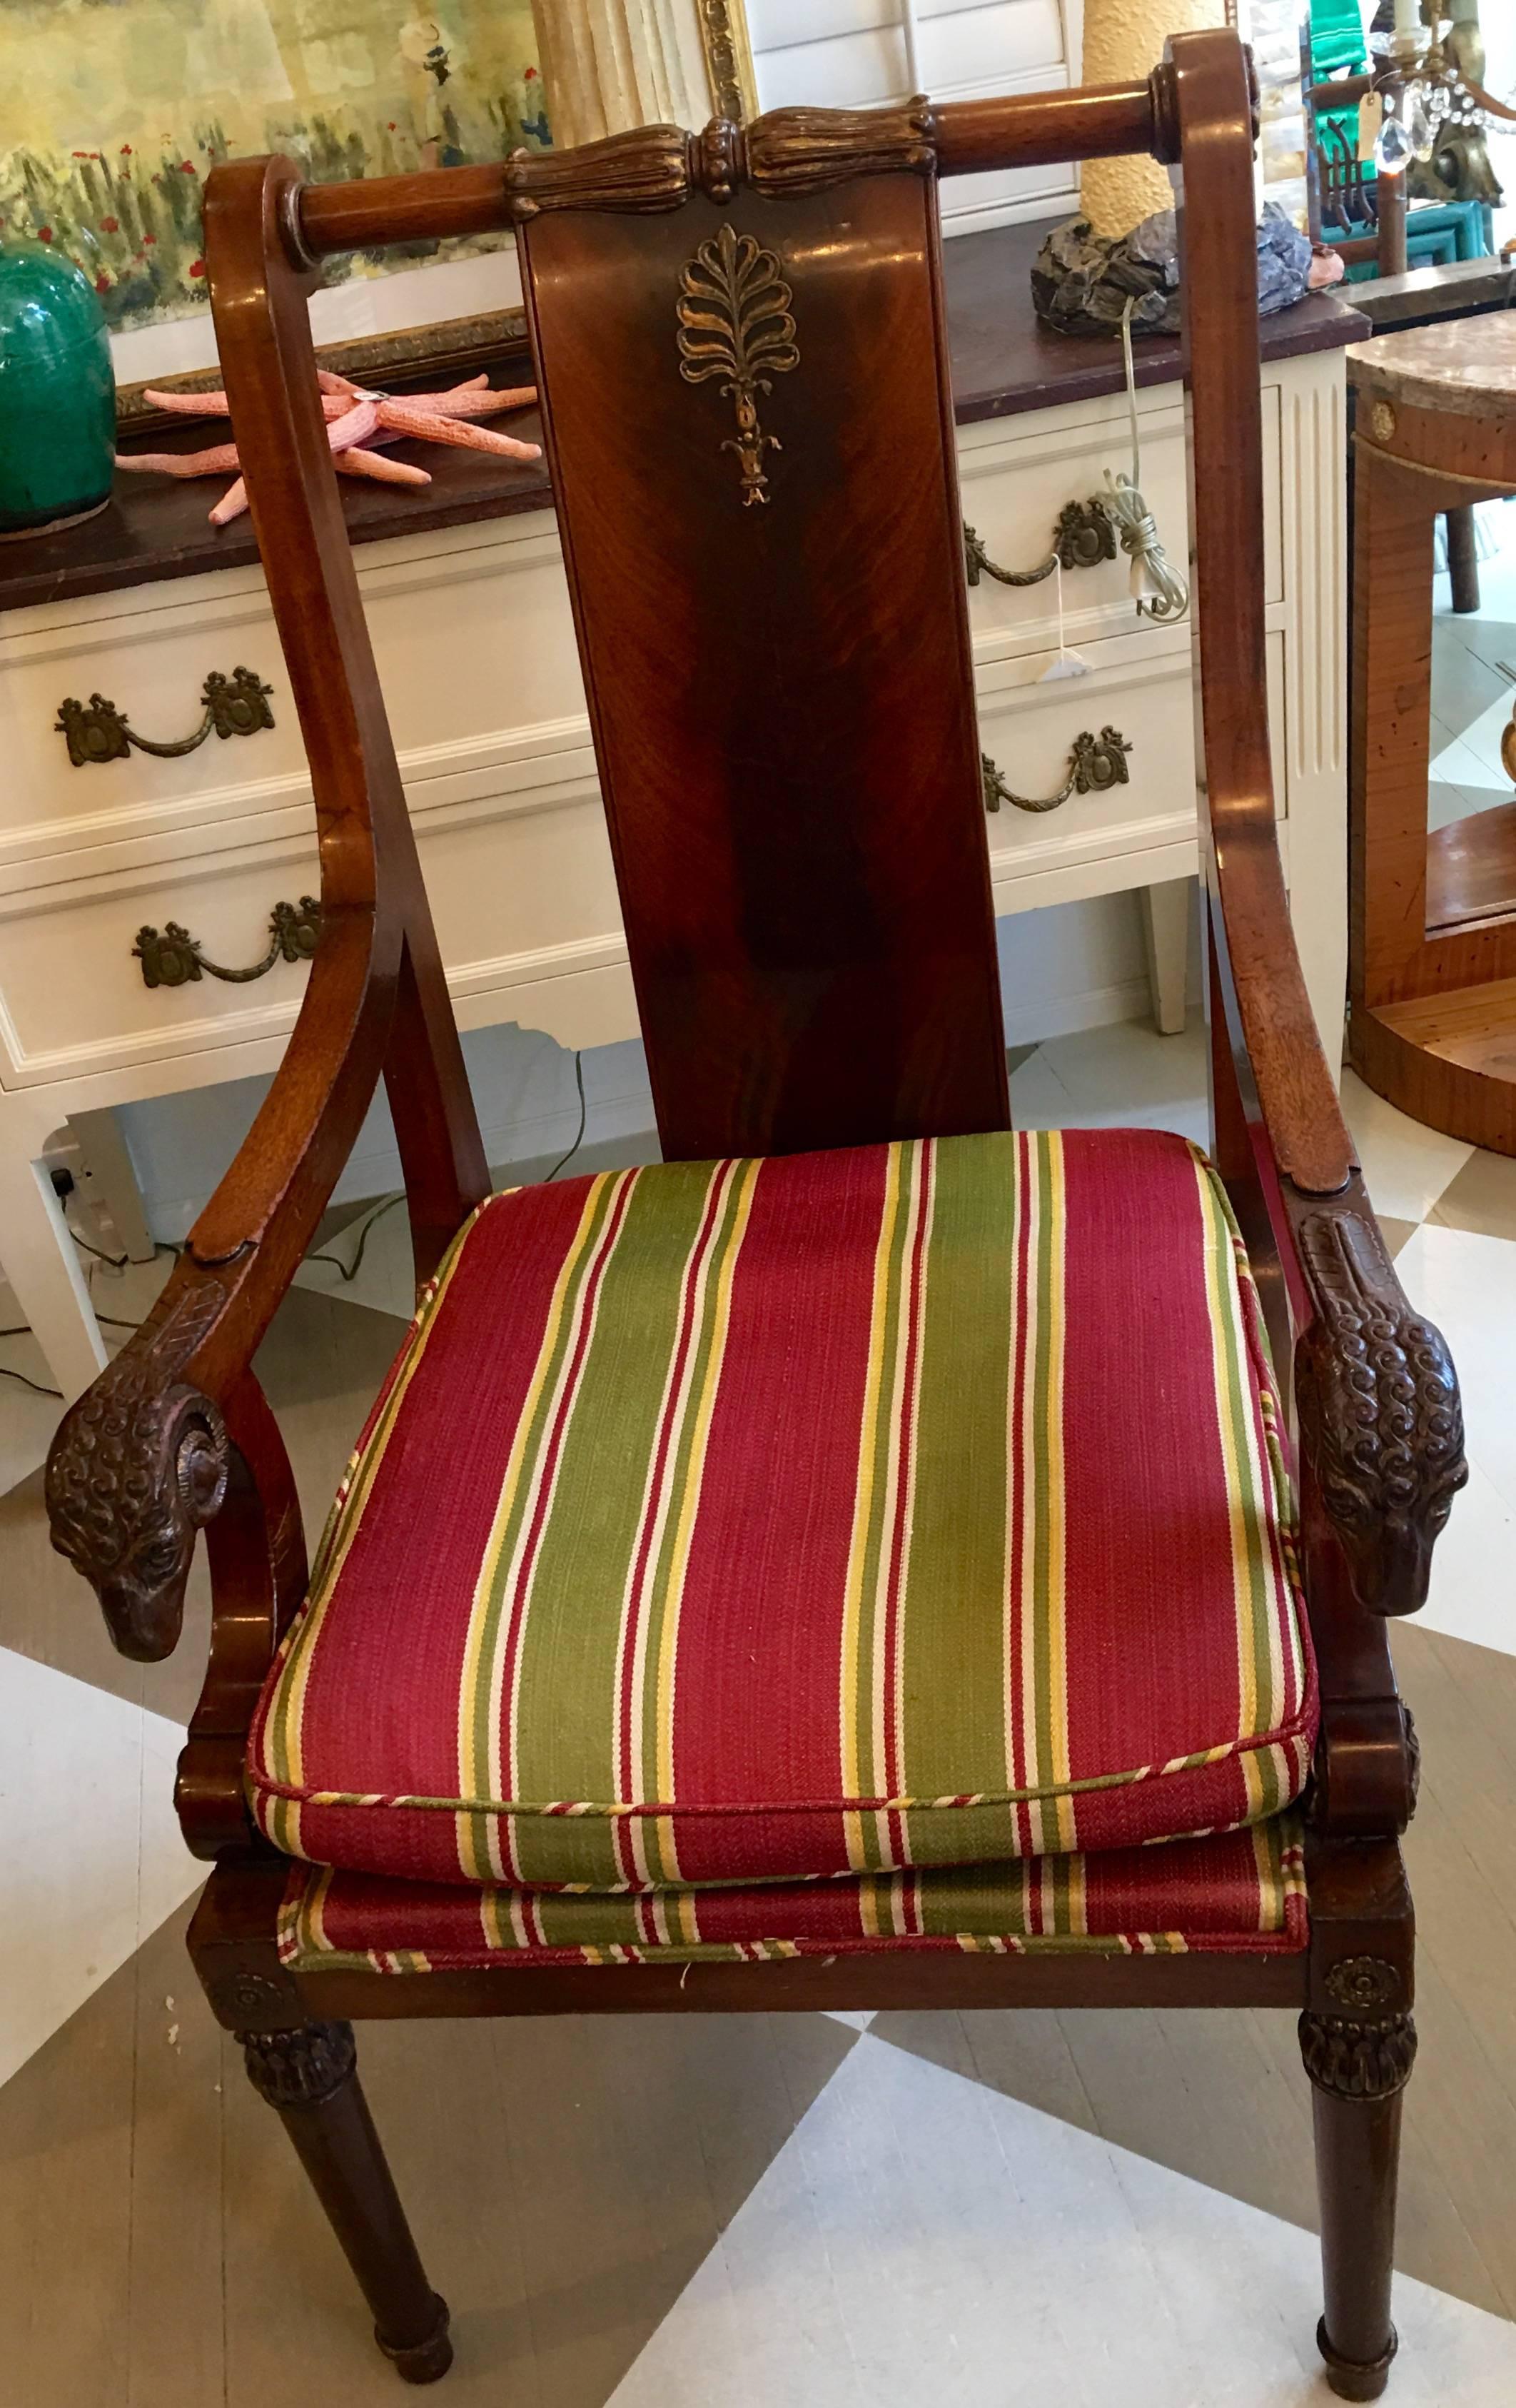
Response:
[515, 137, 1003, 1159]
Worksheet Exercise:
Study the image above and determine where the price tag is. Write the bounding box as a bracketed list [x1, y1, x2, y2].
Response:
[1358, 89, 1384, 162]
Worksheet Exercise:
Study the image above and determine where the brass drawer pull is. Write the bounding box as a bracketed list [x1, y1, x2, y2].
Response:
[981, 725, 1132, 815]
[964, 500, 1116, 590]
[133, 897, 322, 989]
[56, 666, 274, 766]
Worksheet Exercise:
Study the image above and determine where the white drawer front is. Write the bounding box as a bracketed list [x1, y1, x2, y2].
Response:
[1, 613, 312, 844]
[0, 765, 627, 1089]
[959, 386, 1283, 663]
[0, 508, 586, 860]
[0, 846, 329, 1084]
[977, 633, 1287, 905]
[360, 522, 587, 755]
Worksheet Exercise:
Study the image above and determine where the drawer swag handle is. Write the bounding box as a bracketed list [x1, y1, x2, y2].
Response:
[133, 897, 322, 989]
[981, 725, 1131, 815]
[963, 500, 1116, 590]
[56, 666, 274, 767]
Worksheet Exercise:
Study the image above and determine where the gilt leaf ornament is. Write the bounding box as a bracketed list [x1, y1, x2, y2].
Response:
[676, 222, 799, 506]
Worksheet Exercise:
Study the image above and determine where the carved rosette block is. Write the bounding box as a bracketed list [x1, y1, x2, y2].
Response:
[46, 1279, 230, 1660]
[1324, 1956, 1403, 2014]
[206, 1968, 301, 2032]
[747, 100, 938, 196]
[1295, 1209, 1466, 1616]
[1299, 2009, 1418, 2102]
[241, 2019, 358, 2111]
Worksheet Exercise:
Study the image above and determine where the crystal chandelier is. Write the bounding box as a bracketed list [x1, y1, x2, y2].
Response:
[1365, 1, 1507, 182]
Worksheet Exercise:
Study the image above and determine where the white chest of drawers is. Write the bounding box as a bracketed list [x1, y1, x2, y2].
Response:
[0, 311, 1351, 1401]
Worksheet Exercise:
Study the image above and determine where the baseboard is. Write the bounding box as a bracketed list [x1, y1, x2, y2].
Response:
[1001, 976, 1153, 1051]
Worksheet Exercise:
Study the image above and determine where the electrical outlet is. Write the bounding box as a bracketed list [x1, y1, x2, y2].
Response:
[62, 1110, 157, 1266]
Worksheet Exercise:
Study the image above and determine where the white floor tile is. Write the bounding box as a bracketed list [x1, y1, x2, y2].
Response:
[609, 2034, 1516, 2408]
[0, 1648, 201, 2085]
[822, 2010, 876, 2032]
[1419, 1451, 1516, 1659]
[1427, 727, 1500, 800]
[1397, 1222, 1516, 1543]
[1340, 1069, 1475, 1226]
[1396, 1222, 1516, 1658]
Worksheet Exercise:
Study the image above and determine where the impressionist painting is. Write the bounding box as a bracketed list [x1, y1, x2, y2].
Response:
[0, 1, 548, 330]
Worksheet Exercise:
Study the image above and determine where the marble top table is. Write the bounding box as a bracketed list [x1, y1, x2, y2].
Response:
[1348, 311, 1516, 423]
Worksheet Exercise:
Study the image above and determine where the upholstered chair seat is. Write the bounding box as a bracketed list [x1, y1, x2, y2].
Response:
[249, 1124, 1314, 1968]
[276, 1820, 1308, 1975]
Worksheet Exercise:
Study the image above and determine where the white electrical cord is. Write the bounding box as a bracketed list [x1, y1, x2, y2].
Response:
[1100, 297, 1191, 623]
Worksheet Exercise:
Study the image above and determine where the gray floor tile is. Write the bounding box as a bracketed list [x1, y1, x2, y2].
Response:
[1433, 1147, 1516, 1245]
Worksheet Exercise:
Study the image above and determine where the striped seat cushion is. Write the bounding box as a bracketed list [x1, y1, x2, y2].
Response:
[277, 1818, 1308, 1974]
[248, 1129, 1314, 1890]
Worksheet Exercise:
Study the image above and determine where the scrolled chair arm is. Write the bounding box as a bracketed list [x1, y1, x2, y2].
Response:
[45, 1276, 232, 1662]
[1292, 1193, 1466, 1618]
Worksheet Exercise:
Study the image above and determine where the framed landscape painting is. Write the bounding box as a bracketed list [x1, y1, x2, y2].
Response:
[0, 1, 548, 336]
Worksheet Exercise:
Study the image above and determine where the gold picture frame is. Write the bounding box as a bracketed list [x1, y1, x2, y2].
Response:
[697, 0, 760, 125]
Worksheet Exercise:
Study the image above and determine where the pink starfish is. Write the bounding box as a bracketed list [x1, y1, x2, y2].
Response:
[116, 371, 542, 524]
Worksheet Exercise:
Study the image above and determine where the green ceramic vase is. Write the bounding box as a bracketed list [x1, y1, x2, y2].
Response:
[0, 242, 116, 536]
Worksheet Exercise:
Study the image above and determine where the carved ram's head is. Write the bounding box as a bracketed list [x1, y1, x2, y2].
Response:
[46, 1368, 228, 1660]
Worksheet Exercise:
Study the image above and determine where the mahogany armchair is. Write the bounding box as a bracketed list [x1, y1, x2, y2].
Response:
[45, 31, 1465, 2402]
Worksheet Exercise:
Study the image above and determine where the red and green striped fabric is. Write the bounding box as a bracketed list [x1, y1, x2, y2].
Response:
[248, 1128, 1314, 1891]
[276, 1816, 1309, 1974]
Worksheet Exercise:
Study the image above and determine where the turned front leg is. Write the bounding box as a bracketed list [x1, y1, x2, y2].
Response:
[241, 2020, 453, 2384]
[1300, 1989, 1417, 2402]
